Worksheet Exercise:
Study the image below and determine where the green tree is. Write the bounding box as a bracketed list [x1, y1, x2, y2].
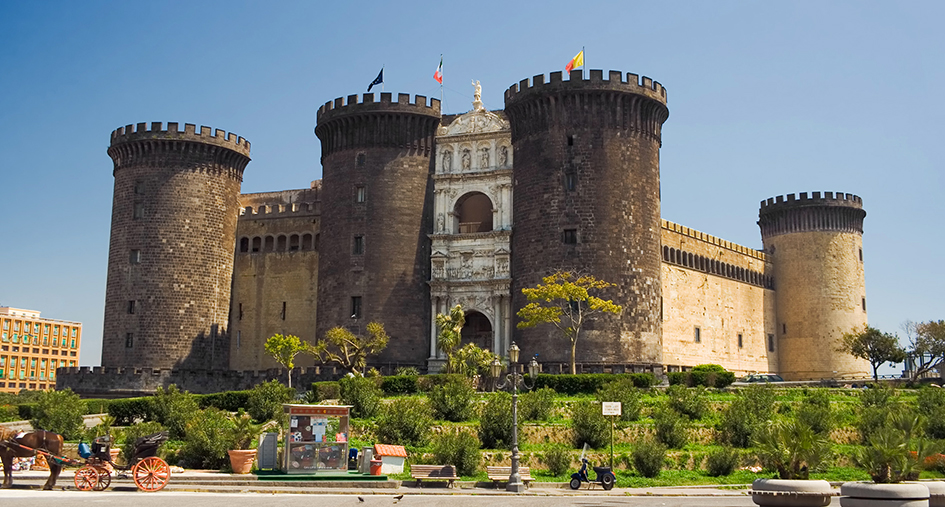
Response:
[904, 320, 945, 381]
[264, 333, 307, 388]
[516, 271, 622, 374]
[150, 384, 199, 439]
[311, 322, 388, 376]
[839, 325, 907, 380]
[435, 305, 465, 373]
[246, 379, 294, 423]
[30, 388, 85, 440]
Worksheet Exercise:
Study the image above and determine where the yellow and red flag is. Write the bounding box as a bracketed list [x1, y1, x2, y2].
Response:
[565, 50, 584, 73]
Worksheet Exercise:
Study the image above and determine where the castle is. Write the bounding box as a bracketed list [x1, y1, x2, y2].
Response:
[58, 69, 870, 395]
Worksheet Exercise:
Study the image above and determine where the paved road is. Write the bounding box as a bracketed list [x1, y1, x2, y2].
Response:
[0, 489, 842, 506]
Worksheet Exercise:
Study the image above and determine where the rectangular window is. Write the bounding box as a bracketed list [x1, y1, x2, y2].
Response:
[133, 203, 144, 219]
[859, 248, 863, 262]
[238, 303, 243, 321]
[72, 329, 77, 337]
[356, 186, 366, 203]
[11, 335, 17, 344]
[125, 333, 133, 348]
[768, 334, 775, 352]
[23, 324, 30, 333]
[737, 333, 743, 348]
[53, 326, 58, 335]
[237, 330, 241, 349]
[128, 300, 136, 314]
[130, 249, 142, 264]
[71, 339, 76, 349]
[13, 323, 19, 332]
[353, 236, 364, 255]
[43, 336, 48, 346]
[782, 323, 786, 335]
[351, 296, 362, 319]
[52, 338, 58, 347]
[563, 229, 578, 244]
[694, 326, 701, 343]
[565, 173, 576, 191]
[2, 321, 7, 330]
[1, 333, 6, 342]
[281, 302, 287, 321]
[862, 297, 867, 311]
[134, 181, 145, 195]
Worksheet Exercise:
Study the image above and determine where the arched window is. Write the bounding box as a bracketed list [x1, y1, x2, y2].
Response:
[662, 246, 669, 261]
[264, 236, 274, 252]
[289, 234, 300, 251]
[277, 235, 287, 252]
[252, 237, 261, 252]
[302, 233, 312, 250]
[461, 311, 493, 351]
[239, 237, 249, 253]
[454, 192, 494, 233]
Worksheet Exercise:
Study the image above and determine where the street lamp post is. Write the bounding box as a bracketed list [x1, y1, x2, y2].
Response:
[491, 342, 540, 493]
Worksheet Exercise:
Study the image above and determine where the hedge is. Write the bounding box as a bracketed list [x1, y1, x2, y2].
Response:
[196, 390, 252, 412]
[312, 381, 341, 401]
[107, 397, 153, 425]
[667, 369, 735, 389]
[530, 373, 656, 395]
[381, 375, 419, 395]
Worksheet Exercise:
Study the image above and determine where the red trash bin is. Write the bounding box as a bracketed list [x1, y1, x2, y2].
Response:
[369, 459, 383, 476]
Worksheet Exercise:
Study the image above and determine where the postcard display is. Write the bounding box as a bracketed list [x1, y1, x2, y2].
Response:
[283, 404, 351, 473]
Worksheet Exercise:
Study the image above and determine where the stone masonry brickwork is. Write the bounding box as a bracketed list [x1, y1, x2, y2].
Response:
[102, 122, 250, 370]
[314, 93, 442, 368]
[759, 192, 869, 380]
[57, 71, 874, 396]
[506, 70, 669, 367]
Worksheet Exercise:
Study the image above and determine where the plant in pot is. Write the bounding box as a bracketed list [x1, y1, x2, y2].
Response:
[227, 409, 266, 474]
[749, 417, 834, 507]
[841, 411, 941, 507]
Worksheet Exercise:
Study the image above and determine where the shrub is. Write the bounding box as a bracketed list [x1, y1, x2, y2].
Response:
[381, 375, 419, 395]
[0, 404, 18, 423]
[395, 366, 420, 376]
[519, 387, 556, 422]
[718, 384, 776, 448]
[17, 403, 36, 421]
[107, 397, 152, 426]
[542, 446, 573, 476]
[917, 387, 945, 439]
[796, 389, 834, 435]
[667, 372, 689, 386]
[150, 385, 199, 439]
[431, 428, 481, 476]
[29, 388, 86, 440]
[311, 381, 340, 401]
[479, 392, 518, 449]
[429, 375, 476, 422]
[375, 397, 433, 446]
[629, 373, 658, 388]
[632, 437, 667, 478]
[416, 374, 450, 392]
[666, 384, 708, 420]
[596, 379, 642, 422]
[652, 405, 689, 449]
[179, 408, 235, 470]
[118, 421, 166, 464]
[860, 384, 894, 408]
[197, 390, 252, 412]
[247, 380, 294, 423]
[571, 400, 609, 449]
[754, 418, 833, 480]
[531, 374, 615, 395]
[705, 447, 740, 477]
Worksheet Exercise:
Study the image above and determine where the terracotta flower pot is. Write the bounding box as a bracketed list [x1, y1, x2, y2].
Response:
[751, 478, 833, 507]
[839, 482, 930, 507]
[227, 449, 257, 474]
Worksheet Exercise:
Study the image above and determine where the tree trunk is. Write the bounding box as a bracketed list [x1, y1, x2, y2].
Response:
[570, 339, 577, 375]
[288, 370, 292, 389]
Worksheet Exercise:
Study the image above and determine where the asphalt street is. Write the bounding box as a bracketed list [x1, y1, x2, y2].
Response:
[0, 489, 843, 506]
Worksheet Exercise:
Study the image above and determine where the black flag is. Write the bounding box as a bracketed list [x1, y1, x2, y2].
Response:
[367, 68, 383, 92]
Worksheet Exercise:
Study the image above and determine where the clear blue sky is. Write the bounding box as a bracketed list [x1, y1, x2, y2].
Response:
[1, 1, 941, 372]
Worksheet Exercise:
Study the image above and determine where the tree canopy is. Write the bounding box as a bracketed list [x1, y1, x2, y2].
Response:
[263, 334, 307, 388]
[904, 320, 945, 381]
[435, 305, 465, 374]
[311, 322, 389, 376]
[839, 325, 907, 380]
[516, 271, 622, 374]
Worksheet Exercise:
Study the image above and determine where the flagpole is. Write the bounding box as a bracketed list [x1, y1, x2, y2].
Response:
[583, 45, 586, 79]
[440, 54, 444, 107]
[382, 65, 385, 92]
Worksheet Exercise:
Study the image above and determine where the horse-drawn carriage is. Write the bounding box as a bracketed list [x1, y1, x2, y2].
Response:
[1, 428, 170, 492]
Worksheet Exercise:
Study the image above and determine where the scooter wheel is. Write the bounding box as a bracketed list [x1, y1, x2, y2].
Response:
[601, 473, 615, 490]
[569, 478, 582, 490]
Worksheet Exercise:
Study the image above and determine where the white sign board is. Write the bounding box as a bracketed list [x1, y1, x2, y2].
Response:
[601, 402, 622, 416]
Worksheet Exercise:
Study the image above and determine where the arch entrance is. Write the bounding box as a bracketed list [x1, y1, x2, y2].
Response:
[461, 311, 493, 351]
[454, 192, 493, 233]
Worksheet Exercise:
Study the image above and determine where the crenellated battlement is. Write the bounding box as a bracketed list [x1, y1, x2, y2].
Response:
[316, 92, 441, 123]
[760, 191, 863, 211]
[110, 122, 251, 158]
[758, 191, 866, 239]
[505, 69, 667, 105]
[239, 201, 319, 218]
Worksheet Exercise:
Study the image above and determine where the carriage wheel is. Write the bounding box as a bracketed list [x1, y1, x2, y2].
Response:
[92, 465, 111, 491]
[73, 465, 99, 491]
[132, 456, 170, 492]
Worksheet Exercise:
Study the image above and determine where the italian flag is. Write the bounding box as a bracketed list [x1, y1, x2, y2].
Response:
[433, 56, 443, 84]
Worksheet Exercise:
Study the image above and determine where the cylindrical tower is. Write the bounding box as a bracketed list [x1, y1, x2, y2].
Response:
[314, 93, 440, 368]
[758, 191, 869, 380]
[103, 122, 250, 370]
[505, 70, 669, 367]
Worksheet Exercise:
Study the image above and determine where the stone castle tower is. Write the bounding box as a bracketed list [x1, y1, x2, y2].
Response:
[314, 93, 441, 366]
[102, 122, 250, 370]
[758, 192, 870, 380]
[505, 70, 669, 367]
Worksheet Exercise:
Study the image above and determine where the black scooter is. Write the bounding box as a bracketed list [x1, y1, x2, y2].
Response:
[569, 443, 616, 490]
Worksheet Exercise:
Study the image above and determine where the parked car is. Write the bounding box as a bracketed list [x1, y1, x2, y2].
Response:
[738, 373, 784, 383]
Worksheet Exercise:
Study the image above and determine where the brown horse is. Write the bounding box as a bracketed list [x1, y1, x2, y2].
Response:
[0, 428, 65, 490]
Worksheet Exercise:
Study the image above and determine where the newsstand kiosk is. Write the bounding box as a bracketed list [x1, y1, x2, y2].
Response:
[282, 404, 351, 474]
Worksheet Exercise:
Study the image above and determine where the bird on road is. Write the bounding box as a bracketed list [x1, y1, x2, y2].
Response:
[393, 494, 404, 500]
[358, 496, 364, 502]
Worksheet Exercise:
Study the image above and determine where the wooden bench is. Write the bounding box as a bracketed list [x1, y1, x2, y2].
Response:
[486, 466, 533, 489]
[410, 465, 458, 488]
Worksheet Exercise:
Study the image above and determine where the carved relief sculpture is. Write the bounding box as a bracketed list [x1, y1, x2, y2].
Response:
[461, 149, 471, 170]
[442, 149, 452, 173]
[499, 146, 508, 167]
[479, 147, 490, 169]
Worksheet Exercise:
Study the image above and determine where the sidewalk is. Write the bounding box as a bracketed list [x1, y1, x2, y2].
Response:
[6, 469, 761, 497]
